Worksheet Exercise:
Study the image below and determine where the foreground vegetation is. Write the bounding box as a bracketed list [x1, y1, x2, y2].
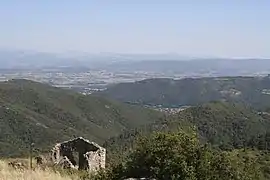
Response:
[95, 131, 269, 180]
[3, 131, 268, 180]
[1, 128, 270, 180]
[0, 160, 80, 180]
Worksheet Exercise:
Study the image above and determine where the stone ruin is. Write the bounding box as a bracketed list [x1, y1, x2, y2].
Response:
[51, 137, 106, 172]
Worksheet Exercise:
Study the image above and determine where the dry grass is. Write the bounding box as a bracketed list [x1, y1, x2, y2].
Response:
[0, 160, 80, 180]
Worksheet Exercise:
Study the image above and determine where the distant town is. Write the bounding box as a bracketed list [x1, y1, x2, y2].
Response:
[1, 65, 270, 96]
[0, 68, 202, 95]
[1, 51, 270, 96]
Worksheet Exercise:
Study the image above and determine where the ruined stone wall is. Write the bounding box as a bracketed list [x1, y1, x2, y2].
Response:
[51, 137, 106, 173]
[51, 143, 61, 163]
[85, 147, 106, 172]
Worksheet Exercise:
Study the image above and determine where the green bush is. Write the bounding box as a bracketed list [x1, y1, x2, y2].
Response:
[95, 131, 262, 180]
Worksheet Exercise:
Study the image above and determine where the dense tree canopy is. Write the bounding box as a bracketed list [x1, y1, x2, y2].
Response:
[95, 131, 262, 180]
[0, 79, 162, 157]
[98, 76, 270, 110]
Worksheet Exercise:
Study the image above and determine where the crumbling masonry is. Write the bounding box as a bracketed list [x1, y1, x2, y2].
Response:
[51, 137, 106, 172]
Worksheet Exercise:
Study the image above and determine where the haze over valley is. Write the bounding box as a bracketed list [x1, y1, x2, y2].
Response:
[1, 50, 270, 94]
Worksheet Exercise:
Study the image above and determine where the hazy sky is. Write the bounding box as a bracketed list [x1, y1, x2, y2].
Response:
[1, 1, 269, 58]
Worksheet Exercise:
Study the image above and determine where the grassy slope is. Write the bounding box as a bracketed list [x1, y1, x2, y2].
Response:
[0, 160, 79, 180]
[0, 79, 163, 157]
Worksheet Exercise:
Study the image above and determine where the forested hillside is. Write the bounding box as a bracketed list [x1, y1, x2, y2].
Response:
[1, 80, 270, 179]
[104, 102, 270, 163]
[98, 76, 270, 109]
[101, 102, 270, 179]
[0, 79, 163, 157]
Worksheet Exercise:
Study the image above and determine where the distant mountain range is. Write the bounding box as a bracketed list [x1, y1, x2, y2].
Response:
[1, 50, 270, 77]
[99, 59, 270, 76]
